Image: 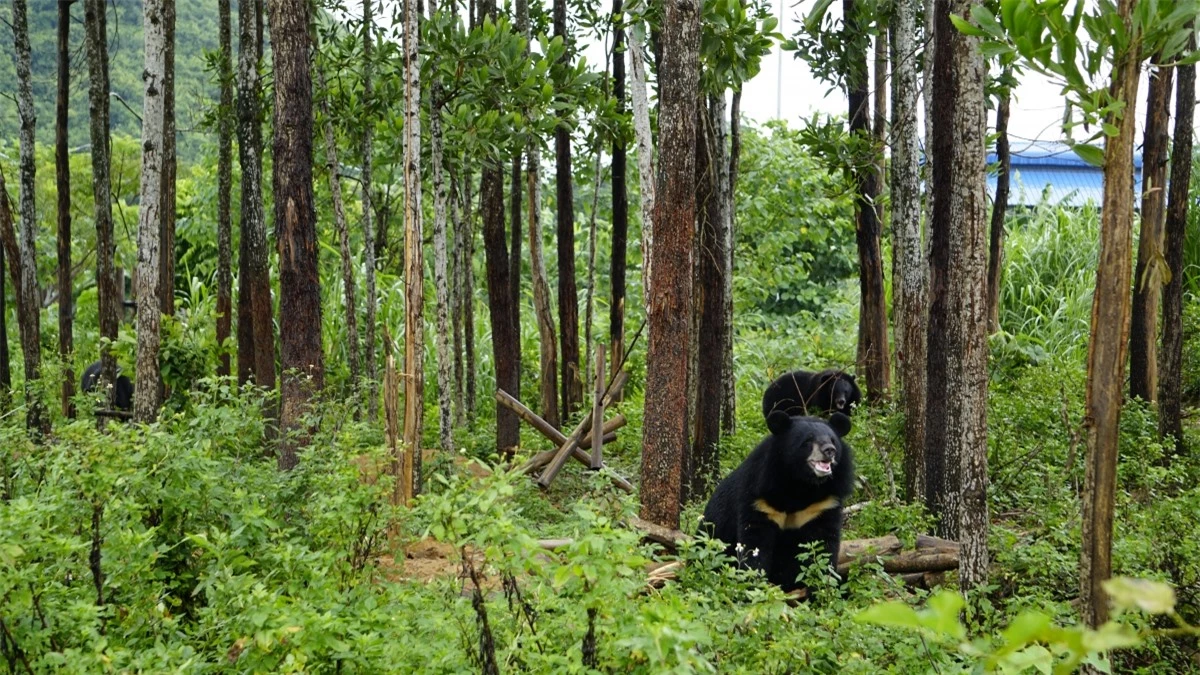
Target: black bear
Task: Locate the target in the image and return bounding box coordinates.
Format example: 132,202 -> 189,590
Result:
80,361 -> 134,411
761,369 -> 861,420
701,411 -> 854,592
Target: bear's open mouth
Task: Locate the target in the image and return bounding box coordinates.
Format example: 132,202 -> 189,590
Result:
810,459 -> 833,476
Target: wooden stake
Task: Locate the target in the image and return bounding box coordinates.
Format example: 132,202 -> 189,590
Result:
538,371 -> 628,487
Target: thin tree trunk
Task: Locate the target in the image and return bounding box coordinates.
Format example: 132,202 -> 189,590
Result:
986,84 -> 1010,334
1081,0 -> 1141,629
216,0 -> 234,378
687,96 -> 727,503
401,0 -> 425,492
237,0 -> 275,391
461,173 -> 479,421
891,0 -> 928,504
846,0 -> 891,402
555,0 -> 581,420
583,148 -> 602,385
362,0 -> 379,420
610,0 -> 629,375
85,0 -> 119,405
0,245 -> 8,398
134,0 -> 168,423
873,26 -> 887,187
627,20 -> 656,300
316,65 -> 361,391
159,0 -> 176,320
1129,61 -> 1174,403
11,0 -> 46,434
510,153 -> 523,403
451,172 -> 466,425
269,0 -> 324,470
482,159 -> 518,454
722,89 -> 740,436
1160,35 -> 1194,452
429,0 -> 455,451
640,0 -> 700,530
529,152 -> 560,429
57,0 -> 75,417
925,0 -> 988,590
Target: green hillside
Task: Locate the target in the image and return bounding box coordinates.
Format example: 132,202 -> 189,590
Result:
0,0 -> 224,161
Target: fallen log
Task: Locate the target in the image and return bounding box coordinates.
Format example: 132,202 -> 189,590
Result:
837,535 -> 903,564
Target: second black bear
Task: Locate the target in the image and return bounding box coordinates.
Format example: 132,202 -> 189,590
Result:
761,369 -> 861,420
80,361 -> 134,411
701,411 -> 855,592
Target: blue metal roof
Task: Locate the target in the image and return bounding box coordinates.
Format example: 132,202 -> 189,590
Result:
986,140 -> 1144,208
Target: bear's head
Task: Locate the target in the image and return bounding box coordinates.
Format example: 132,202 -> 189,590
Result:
766,410 -> 852,482
821,371 -> 861,415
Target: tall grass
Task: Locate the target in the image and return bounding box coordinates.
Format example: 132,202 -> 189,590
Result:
998,201 -> 1100,363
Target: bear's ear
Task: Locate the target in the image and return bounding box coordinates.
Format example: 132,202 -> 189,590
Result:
828,412 -> 851,438
766,410 -> 793,435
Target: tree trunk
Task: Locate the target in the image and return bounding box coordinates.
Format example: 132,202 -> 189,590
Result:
451,172 -> 466,425
429,0 -> 455,452
159,0 -> 177,320
986,84 -> 1011,334
873,26 -> 887,186
237,0 -> 275,392
1160,33 -> 1195,452
316,65 -> 361,392
11,0 -> 46,434
639,0 -> 700,530
845,0 -> 890,401
583,146 -> 603,385
890,0 -> 928,504
84,0 -> 119,405
1081,0 -> 1141,628
133,0 -> 168,423
362,0 -> 379,420
610,0 -> 628,379
482,161 -> 519,454
460,172 -> 479,421
216,0 -> 234,378
627,19 -> 656,300
0,244 -> 8,398
401,0 -> 425,491
269,0 -> 324,470
686,96 -> 727,503
529,153 -> 560,430
57,0 -> 75,417
722,89 -> 740,436
509,153 -> 523,404
555,0 -> 581,420
1129,61 -> 1174,403
925,0 -> 989,590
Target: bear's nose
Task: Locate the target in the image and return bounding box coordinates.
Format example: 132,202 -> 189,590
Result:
819,443 -> 837,460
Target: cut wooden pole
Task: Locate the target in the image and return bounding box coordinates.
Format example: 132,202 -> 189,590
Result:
496,388 -> 626,449
518,430 -> 620,472
591,343 -> 605,468
538,371 -> 629,487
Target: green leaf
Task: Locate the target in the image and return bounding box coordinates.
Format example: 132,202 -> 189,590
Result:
1070,142 -> 1105,167
1103,577 -> 1177,614
951,14 -> 986,36
856,601 -> 923,629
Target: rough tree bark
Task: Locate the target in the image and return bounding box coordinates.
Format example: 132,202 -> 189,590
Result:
57,0 -> 75,417
0,245 -> 8,398
401,0 -> 425,491
509,154 -> 522,402
555,0 -> 582,419
316,65 -> 361,391
451,173 -> 465,424
459,172 -> 479,422
1160,34 -> 1195,452
362,0 -> 379,419
925,0 -> 988,590
85,0 -> 119,405
237,0 -> 275,391
640,0 -> 700,530
429,0 -> 455,451
722,89 -> 741,436
0,168 -> 42,432
986,84 -> 1011,333
1080,0 -> 1141,630
627,19 -> 656,302
216,0 -> 234,377
269,0 -> 324,470
11,0 -> 47,434
891,0 -> 928,504
134,0 -> 168,423
1129,61 -> 1174,403
845,0 -> 890,401
686,95 -> 727,503
610,0 -> 629,379
159,0 -> 176,320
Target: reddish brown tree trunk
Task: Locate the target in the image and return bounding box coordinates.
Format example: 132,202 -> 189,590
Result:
640,0 -> 700,529
216,0 -> 234,377
609,0 -> 628,376
1160,34 -> 1195,452
269,0 -> 324,469
57,0 -> 75,416
986,86 -> 1010,334
1129,61 -> 1174,403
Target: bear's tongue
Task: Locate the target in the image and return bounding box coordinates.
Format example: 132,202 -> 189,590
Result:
813,460 -> 832,475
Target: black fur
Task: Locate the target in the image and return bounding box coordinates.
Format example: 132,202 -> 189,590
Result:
761,369 -> 861,419
701,412 -> 855,592
80,361 -> 134,411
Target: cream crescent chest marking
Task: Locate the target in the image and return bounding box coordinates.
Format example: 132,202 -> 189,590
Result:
753,496 -> 840,530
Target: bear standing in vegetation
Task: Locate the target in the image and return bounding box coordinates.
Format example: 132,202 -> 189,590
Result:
761,369 -> 861,419
701,411 -> 854,592
80,361 -> 134,411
